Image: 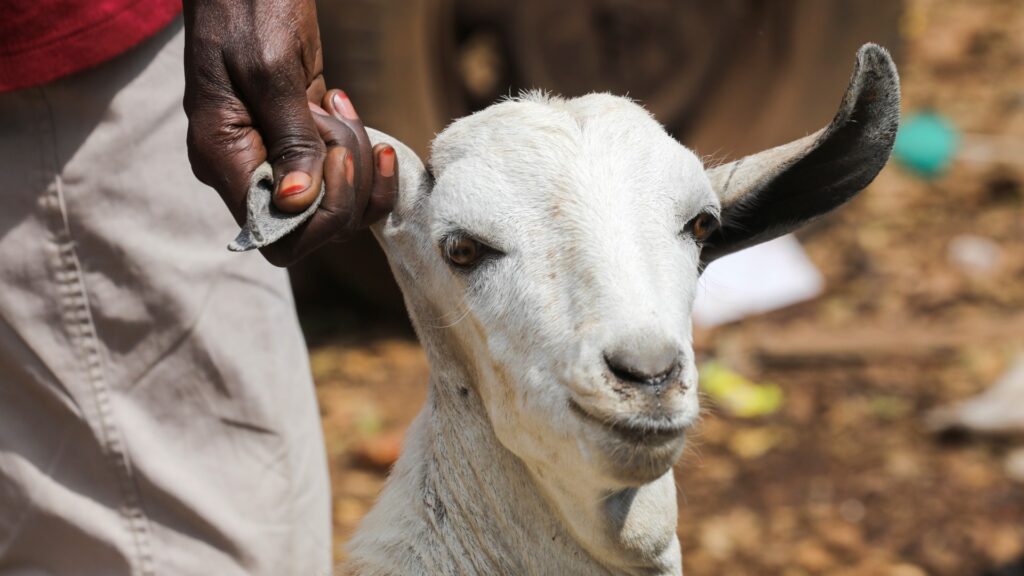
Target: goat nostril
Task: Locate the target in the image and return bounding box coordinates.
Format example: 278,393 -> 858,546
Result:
604,354 -> 680,387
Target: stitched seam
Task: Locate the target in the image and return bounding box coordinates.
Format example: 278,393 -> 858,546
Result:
39,91 -> 157,576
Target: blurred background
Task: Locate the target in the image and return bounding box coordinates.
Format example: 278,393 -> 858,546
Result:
299,0 -> 1024,573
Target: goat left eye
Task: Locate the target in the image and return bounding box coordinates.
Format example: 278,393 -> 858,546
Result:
685,212 -> 720,243
442,234 -> 496,270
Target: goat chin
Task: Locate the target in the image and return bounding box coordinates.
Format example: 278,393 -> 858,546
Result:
344,359 -> 685,576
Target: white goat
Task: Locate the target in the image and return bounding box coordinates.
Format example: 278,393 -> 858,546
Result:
335,44 -> 899,575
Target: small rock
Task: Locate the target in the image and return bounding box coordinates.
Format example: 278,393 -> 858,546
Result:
947,234 -> 1002,275
927,355 -> 1024,435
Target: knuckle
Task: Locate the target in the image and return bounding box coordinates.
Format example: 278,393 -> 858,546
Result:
257,46 -> 292,73
268,132 -> 324,163
321,123 -> 357,149
243,42 -> 299,88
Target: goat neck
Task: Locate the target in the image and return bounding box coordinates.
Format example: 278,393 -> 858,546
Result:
344,294 -> 682,576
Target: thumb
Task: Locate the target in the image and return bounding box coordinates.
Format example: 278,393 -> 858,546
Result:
245,73 -> 326,214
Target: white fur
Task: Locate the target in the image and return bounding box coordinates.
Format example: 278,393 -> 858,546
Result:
347,94 -> 706,575
342,44 -> 899,575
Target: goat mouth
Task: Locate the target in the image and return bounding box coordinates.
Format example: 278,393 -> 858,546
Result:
568,399 -> 687,445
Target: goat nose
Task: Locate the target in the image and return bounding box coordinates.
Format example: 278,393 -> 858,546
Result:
604,340 -> 682,387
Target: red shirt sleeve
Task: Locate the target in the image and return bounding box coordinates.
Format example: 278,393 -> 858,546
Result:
0,0 -> 183,93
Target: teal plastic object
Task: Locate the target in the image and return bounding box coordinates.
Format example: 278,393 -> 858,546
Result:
892,111 -> 960,178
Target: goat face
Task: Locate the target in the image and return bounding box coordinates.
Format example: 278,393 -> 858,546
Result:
370,45 -> 899,490
377,93 -> 709,486
434,93 -> 707,485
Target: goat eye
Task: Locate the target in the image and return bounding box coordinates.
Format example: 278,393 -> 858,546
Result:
443,234 -> 488,269
686,212 -> 720,243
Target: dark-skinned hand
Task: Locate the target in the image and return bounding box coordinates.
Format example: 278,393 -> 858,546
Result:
182,0 -> 395,266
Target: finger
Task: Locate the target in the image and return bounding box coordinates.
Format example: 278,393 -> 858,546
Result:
361,143 -> 398,226
322,89 -> 375,194
306,74 -> 327,107
260,102 -> 369,266
309,100 -> 329,117
322,145 -> 357,230
269,101 -> 334,213
272,166 -> 322,214
258,148 -> 351,267
232,58 -> 326,214
310,108 -> 371,227
324,88 -> 360,123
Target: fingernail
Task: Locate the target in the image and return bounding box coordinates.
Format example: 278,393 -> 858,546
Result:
308,101 -> 329,116
333,91 -> 359,120
378,147 -> 395,178
279,171 -> 311,197
344,153 -> 355,186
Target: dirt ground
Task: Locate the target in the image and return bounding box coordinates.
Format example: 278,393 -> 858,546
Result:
303,0 -> 1024,573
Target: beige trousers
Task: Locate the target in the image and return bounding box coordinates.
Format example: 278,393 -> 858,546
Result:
0,19 -> 331,576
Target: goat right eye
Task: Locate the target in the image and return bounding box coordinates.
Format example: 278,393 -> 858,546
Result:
442,233 -> 497,270
684,211 -> 721,244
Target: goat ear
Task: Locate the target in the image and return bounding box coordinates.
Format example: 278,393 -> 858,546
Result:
701,44 -> 900,264
366,128 -> 433,224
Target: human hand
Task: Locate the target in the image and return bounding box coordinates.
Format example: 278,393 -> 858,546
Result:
306,89 -> 399,242
182,0 -> 388,265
